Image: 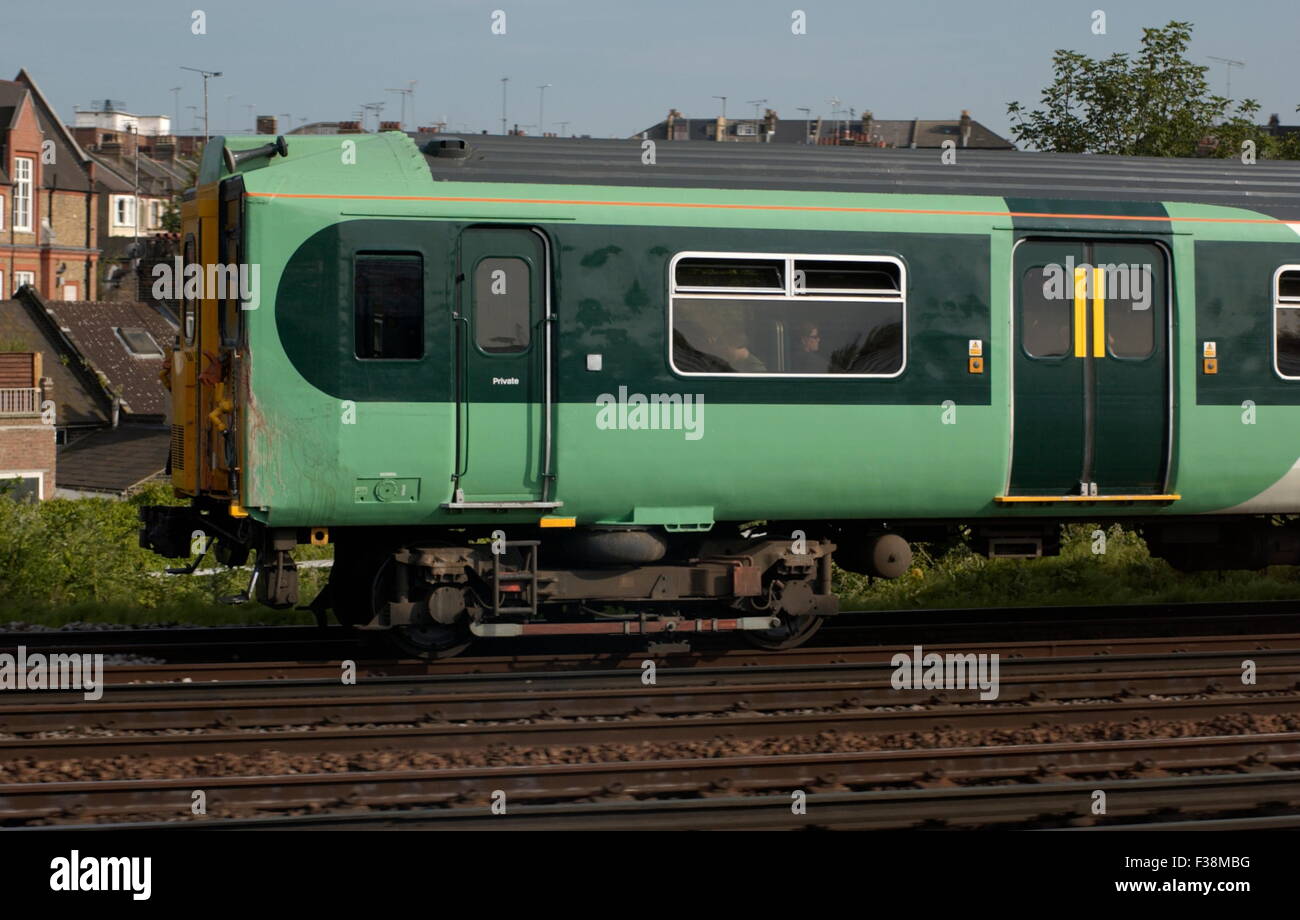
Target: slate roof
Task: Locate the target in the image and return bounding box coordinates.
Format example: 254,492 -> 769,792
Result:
9,70 -> 94,193
56,425 -> 168,494
637,115 -> 1015,149
0,299 -> 108,427
40,300 -> 176,419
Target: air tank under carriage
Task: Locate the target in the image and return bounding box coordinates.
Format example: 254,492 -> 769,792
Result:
139,132 -> 1300,656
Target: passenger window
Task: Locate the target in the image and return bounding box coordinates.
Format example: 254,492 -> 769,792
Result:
474,257 -> 531,354
670,254 -> 905,376
1276,268 -> 1300,378
1021,267 -> 1071,358
1105,269 -> 1155,359
354,254 -> 424,359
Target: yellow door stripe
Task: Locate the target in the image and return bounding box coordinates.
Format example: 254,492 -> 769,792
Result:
1092,267 -> 1105,358
1073,267 -> 1087,358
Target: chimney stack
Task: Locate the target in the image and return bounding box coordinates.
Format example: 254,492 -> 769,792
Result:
256,115 -> 278,135
959,110 -> 972,148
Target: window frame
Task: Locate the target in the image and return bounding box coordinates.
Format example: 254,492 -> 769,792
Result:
0,192 -> 5,231
667,250 -> 907,379
0,471 -> 44,501
114,326 -> 164,359
112,195 -> 136,228
12,157 -> 33,232
353,251 -> 425,362
14,271 -> 35,295
1273,264 -> 1300,380
471,254 -> 533,355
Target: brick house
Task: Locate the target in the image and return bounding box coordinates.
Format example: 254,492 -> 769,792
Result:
0,288 -> 174,498
0,350 -> 55,498
0,69 -> 100,301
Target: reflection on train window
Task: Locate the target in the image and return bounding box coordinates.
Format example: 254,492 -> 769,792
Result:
1021,267 -> 1071,358
675,258 -> 784,292
1277,307 -> 1300,378
1275,268 -> 1300,379
1279,269 -> 1300,302
355,254 -> 424,360
793,260 -> 900,294
1105,280 -> 1155,359
673,299 -> 902,375
474,257 -> 531,354
670,253 -> 906,377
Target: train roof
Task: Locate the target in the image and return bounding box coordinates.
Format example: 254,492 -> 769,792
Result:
212,133 -> 1300,223
415,134 -> 1300,221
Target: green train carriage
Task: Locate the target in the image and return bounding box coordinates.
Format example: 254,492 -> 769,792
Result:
139,132 -> 1300,655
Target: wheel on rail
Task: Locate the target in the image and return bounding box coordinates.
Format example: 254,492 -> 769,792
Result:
743,613 -> 824,651
370,556 -> 473,659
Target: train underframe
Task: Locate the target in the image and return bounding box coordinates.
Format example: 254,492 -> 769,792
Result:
139,502 -> 1300,657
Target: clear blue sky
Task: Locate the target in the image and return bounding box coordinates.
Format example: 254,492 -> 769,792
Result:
6,0 -> 1296,139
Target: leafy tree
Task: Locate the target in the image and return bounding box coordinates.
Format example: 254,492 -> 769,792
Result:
1007,21 -> 1298,160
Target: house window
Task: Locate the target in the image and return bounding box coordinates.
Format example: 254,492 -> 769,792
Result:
13,271 -> 35,296
670,253 -> 906,376
13,158 -> 32,232
354,254 -> 424,359
0,193 -> 5,230
114,326 -> 163,358
113,196 -> 136,228
1274,266 -> 1300,378
149,199 -> 164,229
0,472 -> 43,501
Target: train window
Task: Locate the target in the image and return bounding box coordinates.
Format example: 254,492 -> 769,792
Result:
1105,283 -> 1155,359
1279,269 -> 1300,302
793,260 -> 900,294
474,257 -> 531,354
354,254 -> 424,360
1276,268 -> 1300,378
675,258 -> 784,293
181,235 -> 197,344
670,253 -> 905,377
1021,267 -> 1071,358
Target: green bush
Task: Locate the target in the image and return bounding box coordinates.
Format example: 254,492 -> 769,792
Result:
838,523 -> 1300,610
0,484 -> 328,626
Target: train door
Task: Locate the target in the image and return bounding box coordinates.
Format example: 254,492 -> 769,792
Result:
446,226 -> 560,509
1008,239 -> 1171,497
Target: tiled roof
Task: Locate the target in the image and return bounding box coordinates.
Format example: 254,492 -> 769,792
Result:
56,425 -> 168,493
0,300 -> 108,427
40,300 -> 176,420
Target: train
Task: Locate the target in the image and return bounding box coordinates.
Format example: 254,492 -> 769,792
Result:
138,132 -> 1300,656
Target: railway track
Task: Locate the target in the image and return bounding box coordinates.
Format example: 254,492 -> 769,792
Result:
15,769 -> 1300,830
4,598 -> 1300,665
3,606 -> 1298,829
2,647 -> 1298,734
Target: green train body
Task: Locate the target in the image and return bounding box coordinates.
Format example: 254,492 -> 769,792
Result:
140,132 -> 1300,653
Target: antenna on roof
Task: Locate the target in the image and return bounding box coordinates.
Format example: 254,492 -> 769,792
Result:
92,99 -> 128,113
1207,56 -> 1246,100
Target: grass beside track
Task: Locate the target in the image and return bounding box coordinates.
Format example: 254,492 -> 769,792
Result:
2,489 -> 1298,628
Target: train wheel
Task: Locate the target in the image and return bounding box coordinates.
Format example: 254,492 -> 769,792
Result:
744,613 -> 824,651
371,558 -> 472,659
